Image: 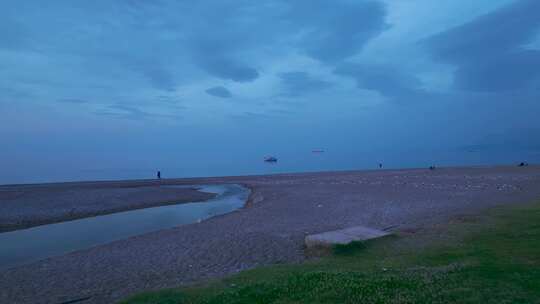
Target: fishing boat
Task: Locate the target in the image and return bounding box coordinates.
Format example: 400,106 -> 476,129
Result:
264,156 -> 278,162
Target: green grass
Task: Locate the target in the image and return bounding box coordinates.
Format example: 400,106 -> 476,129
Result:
121,202 -> 540,304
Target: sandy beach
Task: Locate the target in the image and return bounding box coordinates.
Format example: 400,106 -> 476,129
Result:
1,166 -> 540,303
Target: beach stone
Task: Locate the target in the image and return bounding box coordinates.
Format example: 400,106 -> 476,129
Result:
305,226 -> 391,248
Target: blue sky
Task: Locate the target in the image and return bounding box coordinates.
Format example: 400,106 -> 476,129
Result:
1,0 -> 539,183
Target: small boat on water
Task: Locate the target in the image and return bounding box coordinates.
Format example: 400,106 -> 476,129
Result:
264,156 -> 278,162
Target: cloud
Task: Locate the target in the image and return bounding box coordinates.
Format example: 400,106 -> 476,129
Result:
289,0 -> 389,63
205,86 -> 232,98
335,63 -> 424,99
156,95 -> 181,104
185,0 -> 388,81
94,104 -> 152,120
133,64 -> 177,92
196,56 -> 259,83
229,111 -> 272,121
278,72 -> 333,97
57,98 -> 89,104
0,0 -> 389,111
425,0 -> 540,92
94,104 -> 180,121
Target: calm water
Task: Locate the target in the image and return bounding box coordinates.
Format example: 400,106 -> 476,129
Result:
2,148 -> 537,185
0,184 -> 249,270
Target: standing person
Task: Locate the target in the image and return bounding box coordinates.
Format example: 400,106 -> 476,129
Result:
157,171 -> 161,179
379,163 -> 383,169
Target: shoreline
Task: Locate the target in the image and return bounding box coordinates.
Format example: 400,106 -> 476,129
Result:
0,163 -> 529,188
0,184 -> 216,233
0,184 -> 250,270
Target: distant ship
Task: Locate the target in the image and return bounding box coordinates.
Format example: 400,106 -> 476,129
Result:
312,149 -> 324,153
264,156 -> 278,162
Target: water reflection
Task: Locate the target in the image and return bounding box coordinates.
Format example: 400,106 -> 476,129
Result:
0,184 -> 249,270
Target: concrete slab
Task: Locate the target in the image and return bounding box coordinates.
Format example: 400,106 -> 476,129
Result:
305,226 -> 391,248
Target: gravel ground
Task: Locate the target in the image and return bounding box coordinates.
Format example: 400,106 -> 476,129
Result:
1,166 -> 540,304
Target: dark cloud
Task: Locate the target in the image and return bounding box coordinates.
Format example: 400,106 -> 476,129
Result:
186,0 -> 387,81
335,63 -> 424,99
289,0 -> 389,63
278,72 -> 333,97
183,3 -> 268,83
425,0 -> 540,92
0,0 -> 388,101
452,50 -> 540,92
205,86 -> 232,98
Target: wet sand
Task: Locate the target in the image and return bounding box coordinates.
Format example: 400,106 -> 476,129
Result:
1,166 -> 540,303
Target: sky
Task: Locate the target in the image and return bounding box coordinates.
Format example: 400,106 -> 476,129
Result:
1,0 -> 540,184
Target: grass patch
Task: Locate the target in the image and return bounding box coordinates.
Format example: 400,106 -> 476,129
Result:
121,202 -> 540,304
333,241 -> 366,256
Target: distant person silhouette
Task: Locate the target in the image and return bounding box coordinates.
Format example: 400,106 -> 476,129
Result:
157,171 -> 161,179
379,163 -> 383,169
